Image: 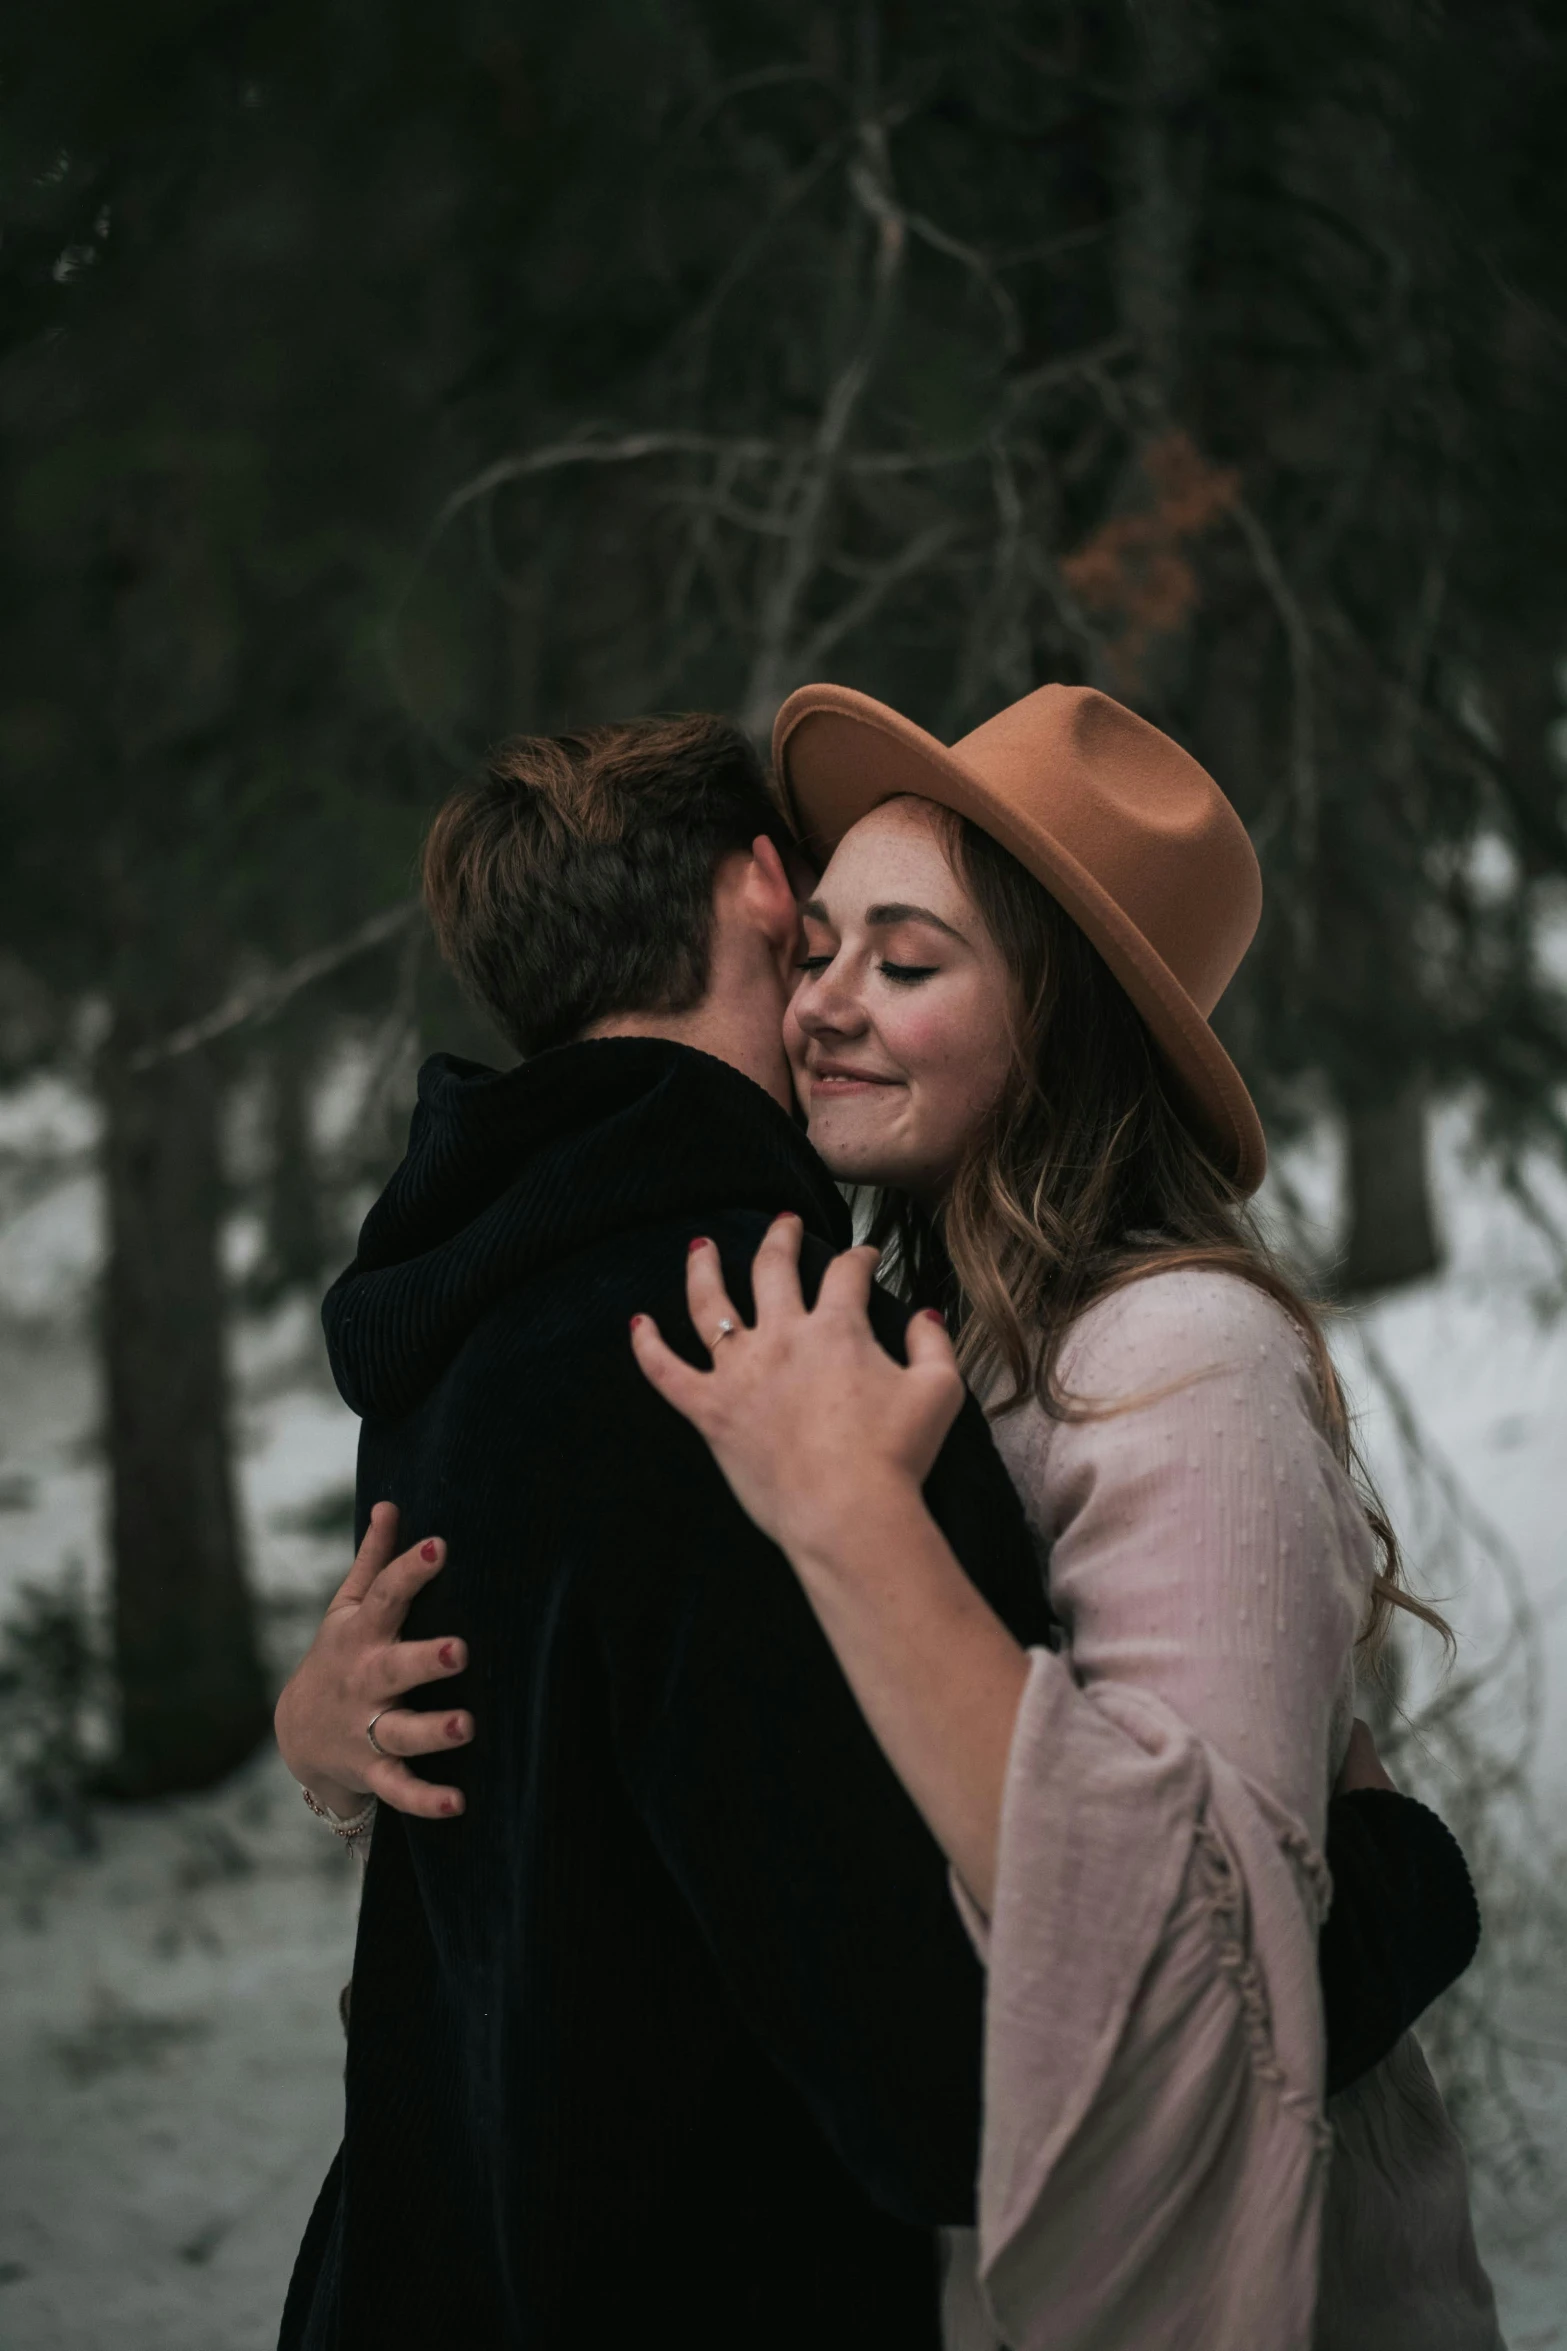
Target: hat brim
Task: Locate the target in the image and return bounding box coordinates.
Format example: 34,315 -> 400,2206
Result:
773,683 -> 1267,1195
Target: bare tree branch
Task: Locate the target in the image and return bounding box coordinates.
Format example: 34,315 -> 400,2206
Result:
129,904 -> 418,1072
902,208 -> 1022,356
670,62 -> 842,150
358,913 -> 426,1140
739,121 -> 910,733
842,334 -> 1136,479
993,220 -> 1116,270
796,519 -> 958,670
669,135 -> 849,354
658,485 -> 800,538
429,430 -> 783,547
1356,1325 -> 1544,1766
1382,475 -> 1459,792
1230,496 -> 1319,947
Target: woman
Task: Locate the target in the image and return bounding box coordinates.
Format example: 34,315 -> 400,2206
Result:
627,683 -> 1499,2350
280,683 -> 1498,2347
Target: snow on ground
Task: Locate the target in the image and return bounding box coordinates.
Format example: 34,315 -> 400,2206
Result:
0,1084 -> 1563,2347
0,1755 -> 360,2350
1262,1112 -> 1567,1793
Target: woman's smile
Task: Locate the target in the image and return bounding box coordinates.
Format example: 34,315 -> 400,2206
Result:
805,1059 -> 905,1095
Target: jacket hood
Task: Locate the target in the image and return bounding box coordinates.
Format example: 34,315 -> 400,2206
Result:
323,1038 -> 850,1422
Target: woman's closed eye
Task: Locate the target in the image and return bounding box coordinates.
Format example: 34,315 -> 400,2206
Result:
795,955 -> 939,985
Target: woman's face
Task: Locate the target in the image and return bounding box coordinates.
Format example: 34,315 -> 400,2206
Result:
784,797 -> 1016,1203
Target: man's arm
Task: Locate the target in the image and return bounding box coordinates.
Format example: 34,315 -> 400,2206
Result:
1320,1788 -> 1481,2096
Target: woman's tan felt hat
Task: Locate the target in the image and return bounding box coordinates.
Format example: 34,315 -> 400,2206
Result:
771,680 -> 1267,1194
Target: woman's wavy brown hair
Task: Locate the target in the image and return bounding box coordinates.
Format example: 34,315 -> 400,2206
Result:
868,806 -> 1448,1661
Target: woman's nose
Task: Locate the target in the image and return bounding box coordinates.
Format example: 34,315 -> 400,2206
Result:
795,965 -> 869,1039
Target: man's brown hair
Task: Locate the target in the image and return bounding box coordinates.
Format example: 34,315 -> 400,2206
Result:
422,713 -> 795,1057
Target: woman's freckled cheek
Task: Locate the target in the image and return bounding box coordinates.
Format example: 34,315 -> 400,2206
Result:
891,994 -> 991,1083
905,1029 -> 968,1090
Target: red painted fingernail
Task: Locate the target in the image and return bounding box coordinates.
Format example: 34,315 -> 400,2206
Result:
439,1642 -> 458,1668
440,1795 -> 458,1816
629,1314 -> 646,1331
420,1540 -> 439,1563
688,1236 -> 711,1254
445,1715 -> 464,1739
922,1308 -> 946,1324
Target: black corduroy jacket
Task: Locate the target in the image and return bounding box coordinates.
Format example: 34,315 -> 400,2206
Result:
282,1039 -> 1054,2351
281,1038 -> 1477,2351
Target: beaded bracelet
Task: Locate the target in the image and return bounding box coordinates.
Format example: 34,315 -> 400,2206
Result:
300,1784 -> 377,1842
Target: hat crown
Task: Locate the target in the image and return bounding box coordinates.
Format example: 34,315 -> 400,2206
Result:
950,684 -> 1260,1017
772,676 -> 1268,1189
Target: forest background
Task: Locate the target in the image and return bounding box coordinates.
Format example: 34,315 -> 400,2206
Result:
1,0 -> 1566,2340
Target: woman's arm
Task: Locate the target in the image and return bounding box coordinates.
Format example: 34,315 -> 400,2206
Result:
630,1216 -> 1027,1911
787,1477 -> 1028,1915
274,1503 -> 474,1820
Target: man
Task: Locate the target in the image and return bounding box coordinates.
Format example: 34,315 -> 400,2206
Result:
279,711 -> 1477,2349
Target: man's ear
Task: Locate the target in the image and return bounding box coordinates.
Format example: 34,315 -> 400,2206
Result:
743,834 -> 804,953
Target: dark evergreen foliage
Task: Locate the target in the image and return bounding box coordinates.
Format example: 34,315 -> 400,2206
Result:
2,0 -> 1565,1786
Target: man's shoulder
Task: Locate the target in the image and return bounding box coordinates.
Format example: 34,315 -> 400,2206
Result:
467,1204 -> 776,1341
440,1203 -> 787,1461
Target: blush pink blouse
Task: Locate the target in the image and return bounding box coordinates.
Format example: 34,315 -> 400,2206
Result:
942,1269 -> 1501,2351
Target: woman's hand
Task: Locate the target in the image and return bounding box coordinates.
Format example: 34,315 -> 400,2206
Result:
273,1502 -> 473,1820
628,1213 -> 965,1562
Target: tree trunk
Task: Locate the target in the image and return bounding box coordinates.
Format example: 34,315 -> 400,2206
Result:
1100,0 -> 1216,712
98,1028 -> 269,1796
1339,1085 -> 1441,1295
1114,0 -> 1213,417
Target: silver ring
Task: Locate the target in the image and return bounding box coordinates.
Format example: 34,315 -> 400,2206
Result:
710,1318 -> 738,1350
366,1710 -> 391,1759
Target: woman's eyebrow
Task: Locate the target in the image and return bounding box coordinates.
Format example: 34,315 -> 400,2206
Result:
864,901 -> 967,942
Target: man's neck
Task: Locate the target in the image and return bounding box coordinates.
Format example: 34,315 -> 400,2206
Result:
580,1001 -> 795,1115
